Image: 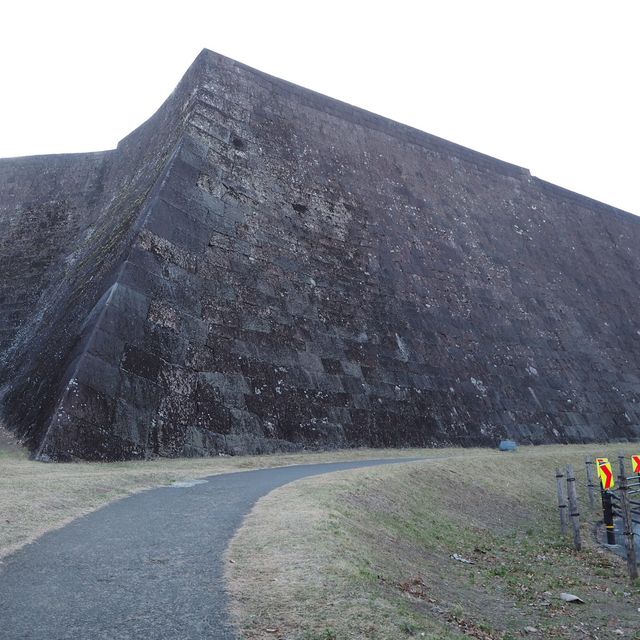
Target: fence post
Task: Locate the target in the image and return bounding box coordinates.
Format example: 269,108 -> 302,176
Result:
556,467 -> 568,536
617,455 -> 638,579
566,464 -> 582,550
585,457 -> 596,509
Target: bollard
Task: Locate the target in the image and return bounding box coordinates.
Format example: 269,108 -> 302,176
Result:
585,457 -> 596,509
602,490 -> 616,544
618,456 -> 638,579
566,464 -> 582,550
556,467 -> 568,536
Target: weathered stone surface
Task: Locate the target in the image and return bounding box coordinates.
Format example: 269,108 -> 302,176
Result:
1,49 -> 640,460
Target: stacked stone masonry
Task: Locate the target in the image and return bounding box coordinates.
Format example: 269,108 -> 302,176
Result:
1,50 -> 639,460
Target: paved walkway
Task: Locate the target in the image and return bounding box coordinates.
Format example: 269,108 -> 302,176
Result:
0,458 -> 421,639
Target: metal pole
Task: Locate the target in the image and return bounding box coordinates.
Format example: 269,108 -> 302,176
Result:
585,457 -> 596,509
618,456 -> 638,579
566,464 -> 582,550
556,467 -> 568,536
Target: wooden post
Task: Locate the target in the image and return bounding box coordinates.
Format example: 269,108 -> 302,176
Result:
618,453 -> 626,481
556,467 -> 568,536
585,457 -> 596,509
618,456 -> 638,579
566,464 -> 582,550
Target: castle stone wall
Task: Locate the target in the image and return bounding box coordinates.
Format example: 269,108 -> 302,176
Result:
2,50 -> 640,460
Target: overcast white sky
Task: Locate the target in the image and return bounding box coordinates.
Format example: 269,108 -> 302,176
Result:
1,1 -> 638,214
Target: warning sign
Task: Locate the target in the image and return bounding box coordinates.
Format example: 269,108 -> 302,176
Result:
597,458 -> 615,491
632,455 -> 640,474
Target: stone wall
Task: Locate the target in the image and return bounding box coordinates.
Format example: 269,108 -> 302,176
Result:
2,50 -> 640,460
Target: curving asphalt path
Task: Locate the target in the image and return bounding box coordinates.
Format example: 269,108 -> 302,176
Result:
0,457 -> 422,640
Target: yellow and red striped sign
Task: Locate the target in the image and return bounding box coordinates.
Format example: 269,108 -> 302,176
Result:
632,455 -> 640,474
597,458 -> 615,490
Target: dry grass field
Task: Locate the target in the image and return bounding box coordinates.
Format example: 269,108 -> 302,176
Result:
227,444 -> 640,640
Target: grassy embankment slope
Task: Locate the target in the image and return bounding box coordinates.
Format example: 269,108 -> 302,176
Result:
227,444 -> 640,640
